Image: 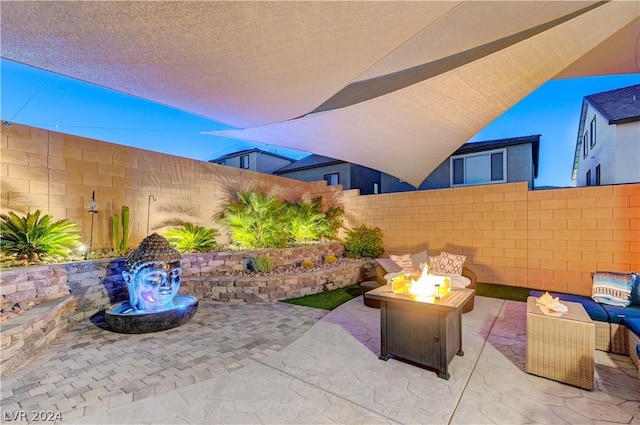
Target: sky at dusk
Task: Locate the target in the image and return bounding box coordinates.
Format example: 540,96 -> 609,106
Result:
2,59 -> 639,188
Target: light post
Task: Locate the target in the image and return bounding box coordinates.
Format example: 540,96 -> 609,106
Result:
87,191 -> 98,259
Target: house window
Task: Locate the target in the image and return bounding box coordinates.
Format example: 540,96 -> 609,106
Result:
586,170 -> 592,186
373,182 -> 380,194
218,160 -> 226,166
324,173 -> 339,186
582,132 -> 588,158
240,155 -> 249,169
451,149 -> 506,186
595,164 -> 601,185
590,117 -> 596,148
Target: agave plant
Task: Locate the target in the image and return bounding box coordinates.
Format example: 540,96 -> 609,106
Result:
0,210 -> 82,263
219,192 -> 288,249
164,223 -> 219,253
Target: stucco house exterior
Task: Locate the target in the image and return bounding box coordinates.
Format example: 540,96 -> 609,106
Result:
572,84 -> 640,186
273,154 -> 382,195
210,148 -> 295,174
382,135 -> 540,193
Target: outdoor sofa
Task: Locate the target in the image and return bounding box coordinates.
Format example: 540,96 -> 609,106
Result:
373,250 -> 477,313
529,271 -> 640,363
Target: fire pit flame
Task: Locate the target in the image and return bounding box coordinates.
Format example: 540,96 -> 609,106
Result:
407,267 -> 451,299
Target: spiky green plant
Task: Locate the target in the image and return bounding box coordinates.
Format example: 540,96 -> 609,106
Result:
300,259 -> 315,268
343,225 -> 384,259
321,205 -> 344,240
284,198 -> 327,244
219,192 -> 288,249
112,205 -> 130,255
165,223 -> 219,253
0,210 -> 82,263
250,255 -> 274,273
324,255 -> 338,264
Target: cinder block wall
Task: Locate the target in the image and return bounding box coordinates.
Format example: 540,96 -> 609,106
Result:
1,124 -> 342,250
2,124 -> 638,295
340,182 -> 639,295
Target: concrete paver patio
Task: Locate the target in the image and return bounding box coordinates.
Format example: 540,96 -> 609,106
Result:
1,295 -> 638,424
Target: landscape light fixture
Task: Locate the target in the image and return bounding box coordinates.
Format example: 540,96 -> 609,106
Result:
87,191 -> 98,258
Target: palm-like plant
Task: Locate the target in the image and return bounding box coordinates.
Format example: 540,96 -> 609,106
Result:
164,223 -> 219,253
285,198 -> 327,245
0,210 -> 82,263
310,197 -> 344,241
219,192 -> 288,249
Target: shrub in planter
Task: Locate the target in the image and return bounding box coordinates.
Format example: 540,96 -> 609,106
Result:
0,210 -> 82,263
219,192 -> 288,249
219,193 -> 344,249
300,259 -> 315,268
323,255 -> 338,264
165,223 -> 219,253
250,255 -> 274,273
284,198 -> 327,245
284,197 -> 344,244
343,225 -> 384,259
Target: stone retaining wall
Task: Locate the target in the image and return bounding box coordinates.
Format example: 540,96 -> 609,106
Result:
1,243 -> 346,315
1,296 -> 77,377
182,260 -> 375,303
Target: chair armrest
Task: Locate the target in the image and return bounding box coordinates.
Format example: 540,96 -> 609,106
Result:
375,258 -> 402,275
375,258 -> 402,285
462,266 -> 477,289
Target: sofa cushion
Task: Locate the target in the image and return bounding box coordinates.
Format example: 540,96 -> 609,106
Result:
432,272 -> 471,288
529,290 -> 608,322
411,250 -> 428,270
390,254 -> 414,271
600,304 -> 640,324
591,271 -> 635,307
428,255 -> 443,273
625,318 -> 640,337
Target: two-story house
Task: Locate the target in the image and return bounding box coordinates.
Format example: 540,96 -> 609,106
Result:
572,84 -> 640,186
218,135 -> 539,194
382,135 -> 540,193
210,148 -> 295,174
273,154 -> 382,195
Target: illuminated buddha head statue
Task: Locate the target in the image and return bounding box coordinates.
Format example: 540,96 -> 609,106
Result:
122,233 -> 182,312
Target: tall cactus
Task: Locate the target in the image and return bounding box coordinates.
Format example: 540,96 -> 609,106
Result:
113,205 -> 130,254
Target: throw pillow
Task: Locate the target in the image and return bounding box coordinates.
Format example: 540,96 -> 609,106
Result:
428,254 -> 443,273
390,254 -> 414,271
438,251 -> 466,274
411,250 -> 428,270
591,271 -> 634,307
631,273 -> 640,305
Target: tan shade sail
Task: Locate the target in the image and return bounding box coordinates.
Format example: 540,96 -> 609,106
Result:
2,1 -> 639,187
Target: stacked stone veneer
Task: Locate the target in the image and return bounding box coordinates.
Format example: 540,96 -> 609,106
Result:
0,243 -> 375,377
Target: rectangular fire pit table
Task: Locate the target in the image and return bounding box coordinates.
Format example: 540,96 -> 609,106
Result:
526,296 -> 595,390
365,286 -> 475,380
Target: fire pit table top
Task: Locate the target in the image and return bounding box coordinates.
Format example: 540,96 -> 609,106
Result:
366,285 -> 474,311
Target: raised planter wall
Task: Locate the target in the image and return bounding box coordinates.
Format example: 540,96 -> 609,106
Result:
0,243 -> 374,378
182,261 -> 374,303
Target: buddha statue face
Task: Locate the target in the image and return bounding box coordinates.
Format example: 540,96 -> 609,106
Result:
122,233 -> 182,312
124,261 -> 181,311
